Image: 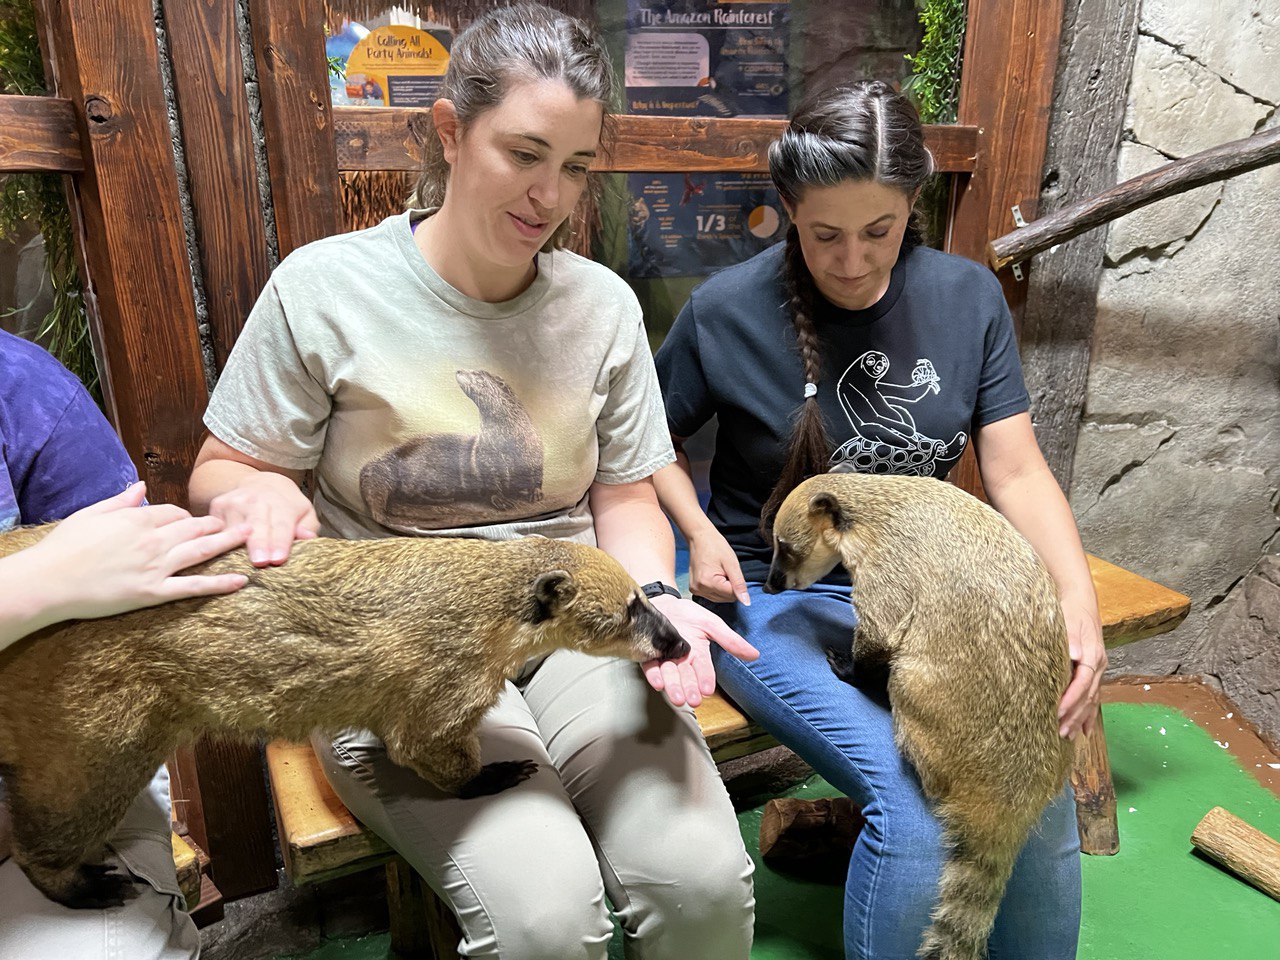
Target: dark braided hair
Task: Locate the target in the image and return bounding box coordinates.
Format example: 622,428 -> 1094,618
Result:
758,80 -> 936,532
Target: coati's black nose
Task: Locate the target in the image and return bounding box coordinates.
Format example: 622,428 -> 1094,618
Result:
634,600 -> 690,660
763,563 -> 785,594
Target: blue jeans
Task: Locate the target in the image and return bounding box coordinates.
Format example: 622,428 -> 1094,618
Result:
708,582 -> 1081,960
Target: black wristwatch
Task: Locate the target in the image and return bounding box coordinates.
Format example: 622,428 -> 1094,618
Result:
640,581 -> 683,601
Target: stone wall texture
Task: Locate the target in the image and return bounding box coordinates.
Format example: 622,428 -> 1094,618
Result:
1068,0 -> 1279,738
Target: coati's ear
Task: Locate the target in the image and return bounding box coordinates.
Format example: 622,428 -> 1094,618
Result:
526,570 -> 579,623
808,491 -> 849,531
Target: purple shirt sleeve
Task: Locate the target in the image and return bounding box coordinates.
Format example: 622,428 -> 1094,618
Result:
0,329 -> 138,528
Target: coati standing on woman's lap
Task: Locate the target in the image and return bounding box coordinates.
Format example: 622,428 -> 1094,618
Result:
765,472 -> 1074,960
0,527 -> 688,911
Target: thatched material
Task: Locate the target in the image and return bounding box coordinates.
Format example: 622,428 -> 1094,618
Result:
340,171 -> 414,231
339,169 -> 598,259
325,0 -> 597,31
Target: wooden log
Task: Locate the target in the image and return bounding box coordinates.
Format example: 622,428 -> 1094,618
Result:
944,0 -> 1067,501
1191,806 -> 1280,902
989,125 -> 1280,271
759,797 -> 865,882
332,109 -> 980,175
1070,711 -> 1119,856
0,95 -> 83,172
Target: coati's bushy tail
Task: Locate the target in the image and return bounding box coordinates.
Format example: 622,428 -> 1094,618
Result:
916,807 -> 1034,960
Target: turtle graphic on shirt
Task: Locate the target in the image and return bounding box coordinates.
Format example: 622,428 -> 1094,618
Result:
829,350 -> 966,476
360,369 -> 545,529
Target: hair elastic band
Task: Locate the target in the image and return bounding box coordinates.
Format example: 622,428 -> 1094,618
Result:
804,382 -> 818,399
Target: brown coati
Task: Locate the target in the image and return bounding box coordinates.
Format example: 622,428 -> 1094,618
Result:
0,526 -> 687,911
764,473 -> 1073,960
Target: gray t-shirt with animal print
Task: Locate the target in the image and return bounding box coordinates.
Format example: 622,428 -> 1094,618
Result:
205,210 -> 675,545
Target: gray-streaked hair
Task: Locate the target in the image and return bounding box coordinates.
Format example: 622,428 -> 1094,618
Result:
408,3 -> 616,249
768,80 -> 935,253
758,81 -> 936,533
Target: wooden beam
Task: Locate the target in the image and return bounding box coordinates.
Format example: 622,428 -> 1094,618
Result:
1013,0 -> 1139,491
989,125 -> 1280,270
162,0 -> 272,370
333,109 -> 980,175
34,0 -> 209,508
944,0 -> 1068,500
248,0 -> 343,257
0,95 -> 83,172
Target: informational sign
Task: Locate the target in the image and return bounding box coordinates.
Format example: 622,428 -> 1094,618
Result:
627,172 -> 783,278
625,1 -> 790,277
625,0 -> 790,117
327,23 -> 451,108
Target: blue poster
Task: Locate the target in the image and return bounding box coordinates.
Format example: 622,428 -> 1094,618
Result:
627,171 -> 786,278
625,0 -> 790,278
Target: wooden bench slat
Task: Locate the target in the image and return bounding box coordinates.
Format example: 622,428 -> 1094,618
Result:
1088,554 -> 1190,647
171,831 -> 202,911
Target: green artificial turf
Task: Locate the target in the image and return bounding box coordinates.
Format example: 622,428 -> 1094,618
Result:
282,702 -> 1280,959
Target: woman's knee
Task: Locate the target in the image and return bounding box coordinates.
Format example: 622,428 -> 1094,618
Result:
485,893 -> 613,960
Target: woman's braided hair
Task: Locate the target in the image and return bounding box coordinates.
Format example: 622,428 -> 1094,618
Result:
758,80 -> 936,532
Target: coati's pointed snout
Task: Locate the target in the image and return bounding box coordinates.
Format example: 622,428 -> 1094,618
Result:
629,597 -> 690,661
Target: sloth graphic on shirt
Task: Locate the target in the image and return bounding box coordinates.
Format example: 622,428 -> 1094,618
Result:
829,350 -> 967,476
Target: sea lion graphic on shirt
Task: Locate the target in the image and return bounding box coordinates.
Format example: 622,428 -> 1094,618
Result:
829,350 -> 966,476
360,369 -> 545,529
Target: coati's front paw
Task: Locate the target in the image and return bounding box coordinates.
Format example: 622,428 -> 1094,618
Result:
825,646 -> 857,685
48,862 -> 137,910
457,759 -> 539,799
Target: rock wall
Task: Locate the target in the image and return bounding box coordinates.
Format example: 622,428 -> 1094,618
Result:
1067,0 -> 1279,737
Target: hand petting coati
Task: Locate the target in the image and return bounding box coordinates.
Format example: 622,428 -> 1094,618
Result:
765,473 -> 1074,960
0,526 -> 688,911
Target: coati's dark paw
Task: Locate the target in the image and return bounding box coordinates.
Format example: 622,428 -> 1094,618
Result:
62,862 -> 138,909
457,759 -> 539,798
825,646 -> 857,684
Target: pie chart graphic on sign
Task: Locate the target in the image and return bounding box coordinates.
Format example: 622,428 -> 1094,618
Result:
748,204 -> 781,239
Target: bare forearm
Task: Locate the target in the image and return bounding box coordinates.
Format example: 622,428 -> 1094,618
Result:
653,456 -> 717,541
0,555 -> 63,651
986,467 -> 1097,611
590,479 -> 677,587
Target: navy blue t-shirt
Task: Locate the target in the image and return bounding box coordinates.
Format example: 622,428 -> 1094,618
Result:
655,241 -> 1029,583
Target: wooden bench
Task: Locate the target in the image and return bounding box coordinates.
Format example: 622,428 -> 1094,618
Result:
266,554 -> 1189,958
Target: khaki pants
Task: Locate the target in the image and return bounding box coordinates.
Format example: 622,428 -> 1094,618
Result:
0,766 -> 200,960
314,650 -> 755,960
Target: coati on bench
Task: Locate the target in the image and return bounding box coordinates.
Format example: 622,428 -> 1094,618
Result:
0,527 -> 687,910
765,473 -> 1074,960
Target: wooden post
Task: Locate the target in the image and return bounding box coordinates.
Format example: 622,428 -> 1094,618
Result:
33,0 -> 210,507
1191,806 -> 1280,902
161,0 -> 273,368
945,0 -> 1068,500
386,858 -> 462,960
247,0 -> 344,256
1070,712 -> 1119,855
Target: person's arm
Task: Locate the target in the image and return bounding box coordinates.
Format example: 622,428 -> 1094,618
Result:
973,413 -> 1106,739
652,447 -> 749,605
0,482 -> 251,652
189,436 -> 318,567
590,477 -> 758,709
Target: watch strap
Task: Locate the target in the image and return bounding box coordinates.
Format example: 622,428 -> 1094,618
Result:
640,581 -> 682,600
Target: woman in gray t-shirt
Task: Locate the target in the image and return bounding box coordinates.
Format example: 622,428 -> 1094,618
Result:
189,7 -> 757,959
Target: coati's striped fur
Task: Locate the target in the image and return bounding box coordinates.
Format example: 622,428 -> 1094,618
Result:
766,473 -> 1073,960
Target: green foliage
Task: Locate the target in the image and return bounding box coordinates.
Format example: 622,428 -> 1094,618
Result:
904,0 -> 966,125
0,1 -> 99,400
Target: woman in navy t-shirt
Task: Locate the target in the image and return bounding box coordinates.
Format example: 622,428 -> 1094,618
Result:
655,81 -> 1101,959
